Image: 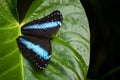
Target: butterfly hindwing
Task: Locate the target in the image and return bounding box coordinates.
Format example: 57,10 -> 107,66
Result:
16,36 -> 51,70
21,10 -> 63,38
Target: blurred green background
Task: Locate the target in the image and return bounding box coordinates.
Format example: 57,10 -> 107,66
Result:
80,0 -> 120,80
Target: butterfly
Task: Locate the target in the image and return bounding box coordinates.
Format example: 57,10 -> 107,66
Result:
16,10 -> 63,70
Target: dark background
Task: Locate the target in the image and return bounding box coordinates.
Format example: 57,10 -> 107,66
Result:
80,0 -> 120,80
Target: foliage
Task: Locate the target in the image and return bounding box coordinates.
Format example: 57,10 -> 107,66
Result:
0,0 -> 90,80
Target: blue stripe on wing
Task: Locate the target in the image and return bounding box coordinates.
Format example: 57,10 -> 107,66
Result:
23,21 -> 61,29
19,37 -> 50,60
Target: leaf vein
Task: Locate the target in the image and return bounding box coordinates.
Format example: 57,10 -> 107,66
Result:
0,26 -> 18,30
58,31 -> 89,42
0,48 -> 18,61
0,63 -> 20,77
0,37 -> 17,45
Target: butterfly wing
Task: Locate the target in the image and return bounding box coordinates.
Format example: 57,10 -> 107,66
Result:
21,10 -> 63,38
16,36 -> 51,70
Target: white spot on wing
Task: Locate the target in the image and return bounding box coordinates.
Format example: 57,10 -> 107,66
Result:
37,65 -> 40,68
45,64 -> 47,66
56,12 -> 60,15
36,63 -> 38,65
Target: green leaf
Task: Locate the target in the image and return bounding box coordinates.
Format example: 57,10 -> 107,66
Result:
0,0 -> 23,80
0,0 -> 90,80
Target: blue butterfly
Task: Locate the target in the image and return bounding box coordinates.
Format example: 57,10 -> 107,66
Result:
16,10 -> 63,70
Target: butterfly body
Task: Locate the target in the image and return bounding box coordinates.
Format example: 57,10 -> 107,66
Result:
16,10 -> 63,70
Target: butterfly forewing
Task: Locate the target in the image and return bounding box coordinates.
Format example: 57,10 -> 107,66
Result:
22,10 -> 63,38
17,36 -> 51,70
